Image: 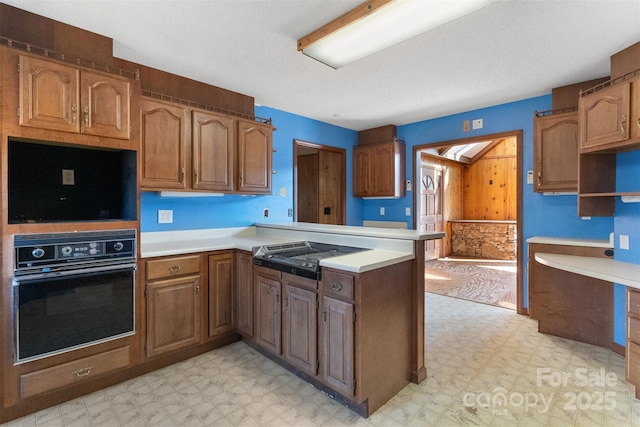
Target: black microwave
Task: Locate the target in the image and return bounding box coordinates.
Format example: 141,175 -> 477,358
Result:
7,138 -> 137,224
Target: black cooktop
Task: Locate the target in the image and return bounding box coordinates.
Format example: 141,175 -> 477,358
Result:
252,241 -> 368,280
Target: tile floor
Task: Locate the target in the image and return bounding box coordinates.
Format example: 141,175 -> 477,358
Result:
4,293 -> 640,426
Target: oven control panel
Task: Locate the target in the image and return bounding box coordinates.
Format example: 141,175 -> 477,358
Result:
14,229 -> 136,270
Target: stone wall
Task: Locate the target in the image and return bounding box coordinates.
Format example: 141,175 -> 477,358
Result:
450,221 -> 517,260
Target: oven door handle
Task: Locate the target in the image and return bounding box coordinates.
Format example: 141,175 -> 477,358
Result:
13,262 -> 137,285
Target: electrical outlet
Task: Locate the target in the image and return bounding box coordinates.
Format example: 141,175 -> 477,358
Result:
287,208 -> 293,217
158,210 -> 173,224
62,169 -> 75,185
263,208 -> 269,218
405,207 -> 411,216
379,207 -> 385,215
472,118 -> 483,129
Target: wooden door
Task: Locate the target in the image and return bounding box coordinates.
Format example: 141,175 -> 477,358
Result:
421,166 -> 442,260
579,81 -> 631,150
352,146 -> 370,196
237,120 -> 272,194
192,111 -> 235,192
533,112 -> 578,192
146,276 -> 200,357
321,296 -> 355,397
208,253 -> 235,337
236,251 -> 254,337
297,153 -> 319,223
19,54 -> 80,133
80,70 -> 131,140
318,150 -> 345,224
283,283 -> 318,375
255,272 -> 281,354
140,98 -> 189,189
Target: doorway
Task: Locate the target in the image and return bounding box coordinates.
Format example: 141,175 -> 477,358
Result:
413,130 -> 524,314
294,139 -> 346,225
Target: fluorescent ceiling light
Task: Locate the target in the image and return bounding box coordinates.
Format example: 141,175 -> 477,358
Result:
297,0 -> 497,69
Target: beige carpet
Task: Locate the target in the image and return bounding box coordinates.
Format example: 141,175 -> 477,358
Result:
424,257 -> 517,310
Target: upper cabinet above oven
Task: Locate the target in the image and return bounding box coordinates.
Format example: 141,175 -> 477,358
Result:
18,54 -> 132,140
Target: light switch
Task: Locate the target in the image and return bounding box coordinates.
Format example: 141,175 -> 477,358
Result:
620,235 -> 630,250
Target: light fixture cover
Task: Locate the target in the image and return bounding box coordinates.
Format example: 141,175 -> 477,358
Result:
298,0 -> 498,69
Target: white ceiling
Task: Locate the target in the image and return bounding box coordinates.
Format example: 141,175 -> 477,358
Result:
5,0 -> 640,131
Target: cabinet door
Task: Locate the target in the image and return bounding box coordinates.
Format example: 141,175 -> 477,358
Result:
140,98 -> 189,189
352,146 -> 371,196
321,296 -> 355,397
283,283 -> 318,376
372,143 -> 395,196
579,81 -> 631,150
208,253 -> 236,337
236,251 -> 254,337
19,55 -> 80,133
192,111 -> 235,192
80,70 -> 131,140
255,272 -> 281,354
237,120 -> 272,194
533,112 -> 578,192
146,276 -> 200,357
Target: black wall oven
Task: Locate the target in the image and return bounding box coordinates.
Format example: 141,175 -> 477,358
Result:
13,230 -> 136,364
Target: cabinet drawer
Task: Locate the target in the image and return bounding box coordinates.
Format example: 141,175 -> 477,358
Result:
629,290 -> 640,317
628,342 -> 640,386
147,255 -> 200,281
21,346 -> 130,399
322,270 -> 354,300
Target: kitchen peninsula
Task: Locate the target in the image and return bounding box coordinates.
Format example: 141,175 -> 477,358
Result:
141,222 -> 445,416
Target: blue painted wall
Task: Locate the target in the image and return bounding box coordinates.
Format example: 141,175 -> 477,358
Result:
140,106 -> 360,231
613,150 -> 640,345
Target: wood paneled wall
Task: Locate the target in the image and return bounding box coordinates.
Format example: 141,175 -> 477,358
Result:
463,137 -> 517,220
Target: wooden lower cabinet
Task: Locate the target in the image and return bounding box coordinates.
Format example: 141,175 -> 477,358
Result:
528,243 -> 613,348
208,252 -> 236,337
255,266 -> 282,354
145,255 -> 201,357
321,295 -> 354,396
283,274 -> 318,376
236,251 -> 254,337
627,289 -> 640,398
250,261 -> 412,417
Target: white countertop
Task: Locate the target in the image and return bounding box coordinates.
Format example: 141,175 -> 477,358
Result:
140,224 -> 434,273
535,253 -> 640,289
526,234 -> 613,248
254,222 -> 446,241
